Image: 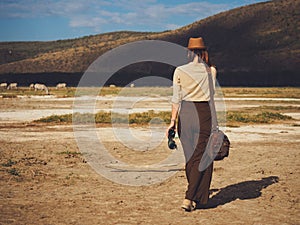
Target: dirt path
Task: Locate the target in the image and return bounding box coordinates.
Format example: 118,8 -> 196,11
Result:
0,95 -> 299,225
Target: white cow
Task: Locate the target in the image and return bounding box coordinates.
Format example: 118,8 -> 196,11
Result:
56,83 -> 67,89
29,83 -> 35,89
7,83 -> 18,90
0,83 -> 7,89
34,83 -> 49,94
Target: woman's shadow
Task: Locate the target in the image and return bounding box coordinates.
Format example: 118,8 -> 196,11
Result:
198,176 -> 279,209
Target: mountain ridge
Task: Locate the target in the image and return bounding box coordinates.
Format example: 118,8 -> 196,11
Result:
0,0 -> 299,86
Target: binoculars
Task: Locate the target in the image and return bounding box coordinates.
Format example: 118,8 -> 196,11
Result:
168,127 -> 177,150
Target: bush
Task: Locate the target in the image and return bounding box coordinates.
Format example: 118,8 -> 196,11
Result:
35,110 -> 172,124
37,114 -> 72,123
36,110 -> 293,125
227,111 -> 293,123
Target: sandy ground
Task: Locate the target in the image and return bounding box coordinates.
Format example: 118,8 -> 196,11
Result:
0,94 -> 299,225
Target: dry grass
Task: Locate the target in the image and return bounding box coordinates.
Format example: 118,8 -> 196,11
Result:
222,87 -> 300,98
1,87 -> 299,98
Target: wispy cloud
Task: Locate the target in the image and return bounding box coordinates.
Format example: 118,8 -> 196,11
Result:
0,0 -> 109,18
0,0 -> 261,33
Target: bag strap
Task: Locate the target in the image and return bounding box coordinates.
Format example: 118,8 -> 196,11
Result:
207,67 -> 219,131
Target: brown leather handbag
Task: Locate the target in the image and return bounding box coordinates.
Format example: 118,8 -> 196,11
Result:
199,66 -> 230,171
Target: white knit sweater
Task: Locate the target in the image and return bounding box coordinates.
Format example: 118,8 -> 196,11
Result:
171,61 -> 217,104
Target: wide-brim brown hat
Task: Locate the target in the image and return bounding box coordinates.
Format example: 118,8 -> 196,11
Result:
188,37 -> 206,50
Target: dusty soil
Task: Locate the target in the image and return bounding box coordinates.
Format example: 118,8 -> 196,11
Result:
0,93 -> 299,225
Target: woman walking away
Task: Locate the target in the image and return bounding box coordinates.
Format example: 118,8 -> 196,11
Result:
166,37 -> 217,212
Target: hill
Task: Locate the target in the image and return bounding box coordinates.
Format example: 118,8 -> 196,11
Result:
0,0 -> 299,86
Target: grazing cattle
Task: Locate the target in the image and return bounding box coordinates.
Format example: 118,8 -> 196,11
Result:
56,83 -> 67,89
34,83 -> 49,94
130,83 -> 135,88
0,83 -> 8,89
7,83 -> 18,90
29,83 -> 35,89
109,84 -> 116,88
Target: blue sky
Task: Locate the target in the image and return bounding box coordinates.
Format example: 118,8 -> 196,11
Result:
0,0 -> 267,42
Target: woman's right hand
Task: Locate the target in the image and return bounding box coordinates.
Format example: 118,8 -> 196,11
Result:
166,120 -> 176,137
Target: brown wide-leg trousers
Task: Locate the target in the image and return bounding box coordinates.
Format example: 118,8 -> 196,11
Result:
178,101 -> 213,204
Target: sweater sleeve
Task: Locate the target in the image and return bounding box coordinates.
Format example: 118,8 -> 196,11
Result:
171,68 -> 181,104
211,66 -> 217,88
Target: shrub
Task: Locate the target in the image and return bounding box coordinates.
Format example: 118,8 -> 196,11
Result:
37,114 -> 72,123
35,110 -> 172,124
36,110 -> 294,125
227,111 -> 293,123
